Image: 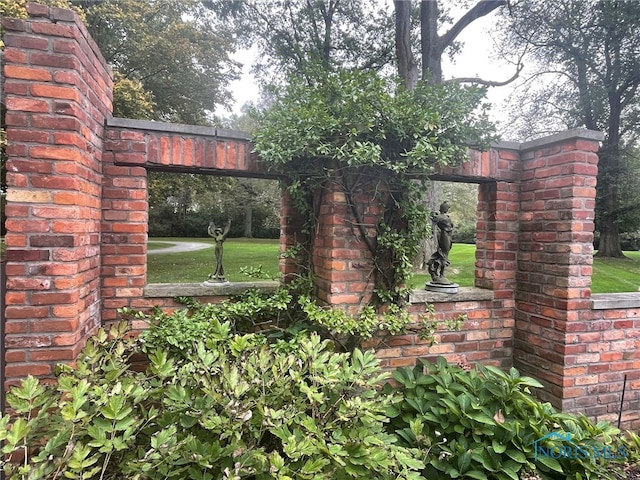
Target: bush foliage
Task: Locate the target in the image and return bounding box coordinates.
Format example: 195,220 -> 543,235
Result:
252,69 -> 496,320
0,323 -> 424,479
386,358 -> 628,480
0,306 -> 634,479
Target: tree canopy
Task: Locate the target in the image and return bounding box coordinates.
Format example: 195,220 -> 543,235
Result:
502,0 -> 640,256
211,0 -> 395,85
75,0 -> 239,125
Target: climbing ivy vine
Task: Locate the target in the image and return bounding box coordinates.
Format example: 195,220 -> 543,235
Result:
253,69 -> 495,340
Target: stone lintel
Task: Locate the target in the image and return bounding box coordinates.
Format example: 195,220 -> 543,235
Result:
105,117 -> 250,140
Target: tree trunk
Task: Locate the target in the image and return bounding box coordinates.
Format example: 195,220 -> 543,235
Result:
394,0 -> 418,89
597,222 -> 624,257
420,0 -> 442,83
595,144 -> 624,257
421,0 -> 506,84
244,205 -> 253,238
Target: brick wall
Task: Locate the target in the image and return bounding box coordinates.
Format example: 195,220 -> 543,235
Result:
3,4 -> 640,429
513,133 -> 601,403
2,3 -> 111,380
585,299 -> 640,427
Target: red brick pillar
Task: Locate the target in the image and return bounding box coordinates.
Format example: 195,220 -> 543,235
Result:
311,183 -> 378,312
100,129 -> 148,323
475,180 -> 520,298
2,5 -> 112,381
279,188 -> 308,283
278,177 -> 378,314
513,130 -> 602,408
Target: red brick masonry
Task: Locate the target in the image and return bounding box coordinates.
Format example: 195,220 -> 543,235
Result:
2,3 -> 640,429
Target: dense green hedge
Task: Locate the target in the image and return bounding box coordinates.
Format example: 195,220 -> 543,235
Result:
0,323 -> 424,479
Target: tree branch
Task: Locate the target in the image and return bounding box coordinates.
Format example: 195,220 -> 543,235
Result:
446,62 -> 524,87
440,0 -> 506,49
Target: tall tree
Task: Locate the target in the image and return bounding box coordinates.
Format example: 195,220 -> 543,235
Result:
394,0 -> 509,86
211,0 -> 395,84
75,0 -> 239,125
392,0 -> 508,268
503,0 -> 640,257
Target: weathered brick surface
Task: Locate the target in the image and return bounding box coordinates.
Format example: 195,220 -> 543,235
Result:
3,4 -> 111,383
103,119 -> 272,177
510,133 -> 640,428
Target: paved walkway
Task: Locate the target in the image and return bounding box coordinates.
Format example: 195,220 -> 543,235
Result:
147,241 -> 211,255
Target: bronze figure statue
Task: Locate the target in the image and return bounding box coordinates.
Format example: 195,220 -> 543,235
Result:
207,218 -> 232,282
427,201 -> 454,285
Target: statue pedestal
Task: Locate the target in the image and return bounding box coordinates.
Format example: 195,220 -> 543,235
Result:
202,279 -> 230,287
425,282 -> 459,294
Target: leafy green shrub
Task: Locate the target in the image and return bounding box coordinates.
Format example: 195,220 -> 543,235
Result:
0,323 -> 425,479
620,231 -> 640,251
386,358 -> 626,480
130,287 -> 296,354
452,224 -> 476,244
125,284 -> 459,355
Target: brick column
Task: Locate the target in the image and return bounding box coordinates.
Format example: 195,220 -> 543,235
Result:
2,5 -> 112,381
513,130 -> 603,408
311,183 -> 378,312
279,188 -> 307,283
475,180 -> 520,298
100,128 -> 148,323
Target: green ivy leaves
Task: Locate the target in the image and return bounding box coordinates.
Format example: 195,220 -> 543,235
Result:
253,70 -> 495,172
252,68 -> 496,328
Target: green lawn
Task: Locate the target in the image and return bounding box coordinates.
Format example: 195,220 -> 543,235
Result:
147,238 -> 640,293
592,250 -> 640,293
408,244 -> 477,289
147,237 -> 280,283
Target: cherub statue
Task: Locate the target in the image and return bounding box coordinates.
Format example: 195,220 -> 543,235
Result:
207,218 -> 232,282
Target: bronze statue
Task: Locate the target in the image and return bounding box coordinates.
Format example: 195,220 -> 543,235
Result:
207,219 -> 231,282
427,201 -> 454,285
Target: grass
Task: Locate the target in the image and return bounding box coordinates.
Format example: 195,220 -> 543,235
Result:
592,250 -> 640,293
408,244 -> 477,289
147,238 -> 640,293
147,237 -> 280,283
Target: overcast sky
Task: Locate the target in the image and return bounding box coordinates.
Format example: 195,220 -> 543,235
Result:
220,3 -> 518,134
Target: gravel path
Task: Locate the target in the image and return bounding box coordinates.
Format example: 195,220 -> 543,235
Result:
147,241 -> 211,255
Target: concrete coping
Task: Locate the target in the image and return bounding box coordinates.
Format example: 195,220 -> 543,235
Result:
488,128 -> 604,152
591,292 -> 640,310
107,120 -> 602,153
410,287 -> 494,304
517,128 -> 604,152
106,117 -> 251,140
145,282 -> 495,305
146,284 -> 640,309
144,281 -> 279,298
